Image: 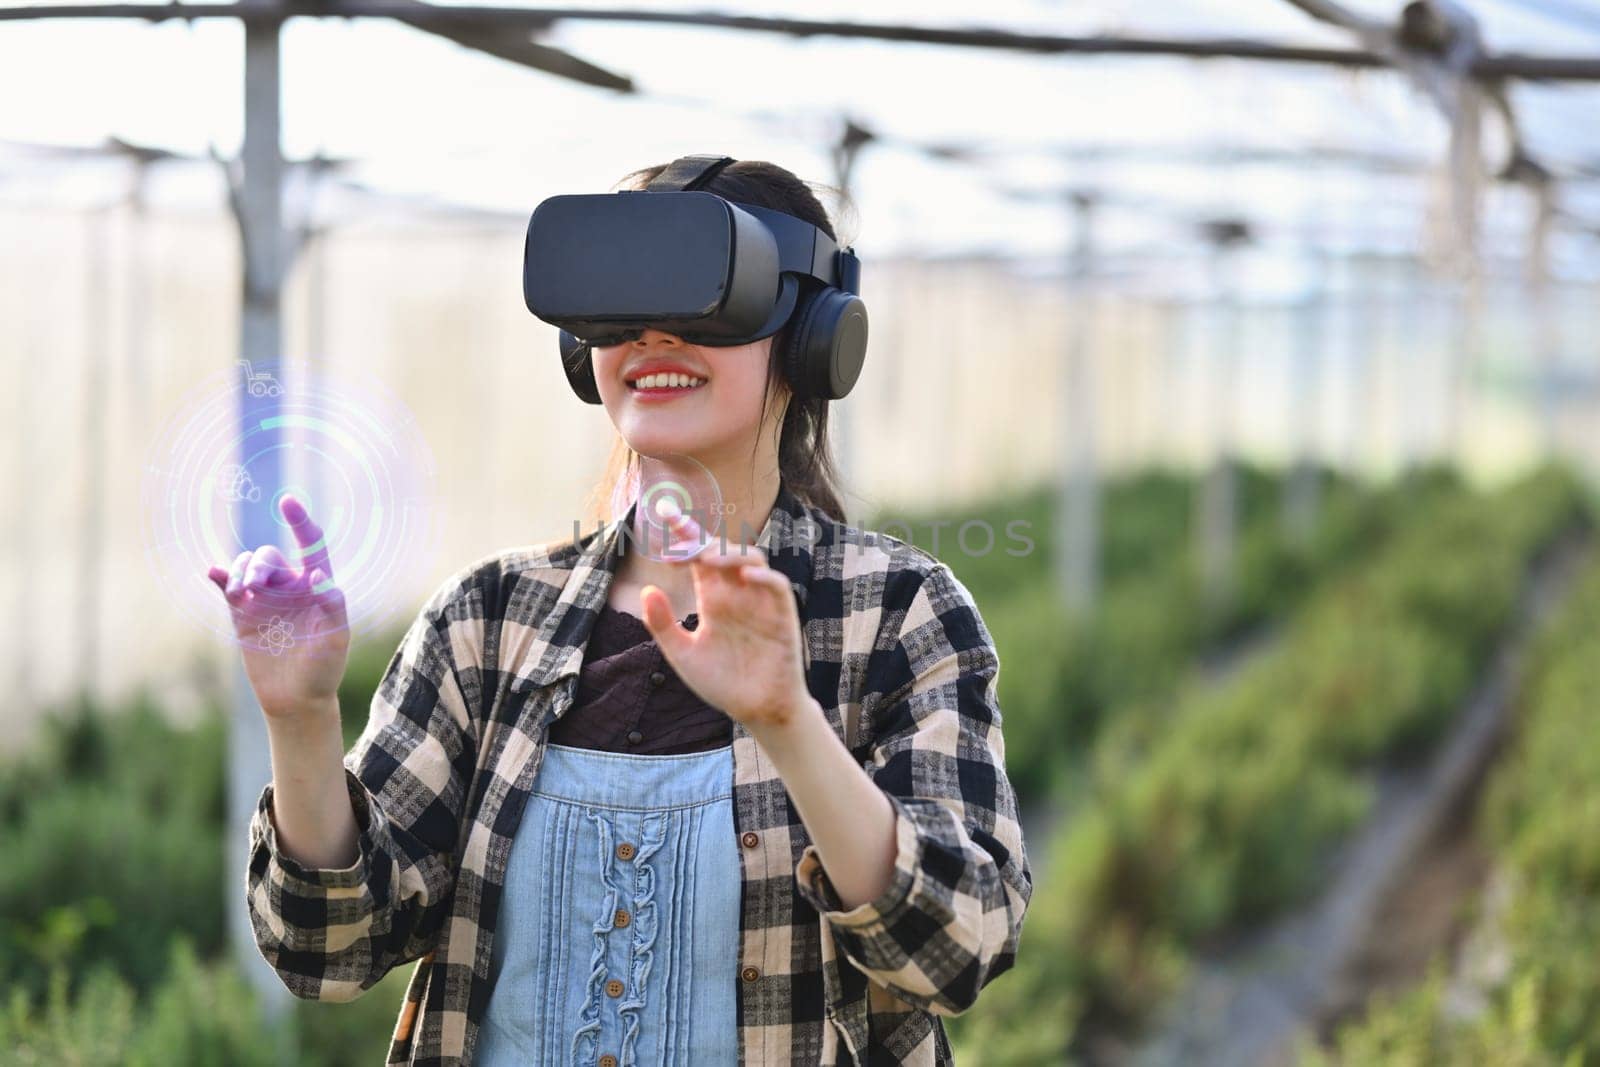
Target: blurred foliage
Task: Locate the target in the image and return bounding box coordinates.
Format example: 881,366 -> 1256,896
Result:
0,619 -> 410,1063
0,937 -> 275,1067
0,693 -> 227,1000
0,933 -> 414,1067
868,462 -> 1443,801
950,463 -> 1593,1064
1306,537 -> 1600,1064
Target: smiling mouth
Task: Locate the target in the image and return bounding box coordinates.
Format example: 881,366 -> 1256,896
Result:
627,372 -> 708,393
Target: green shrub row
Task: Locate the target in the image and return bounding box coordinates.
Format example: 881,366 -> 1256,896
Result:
1304,535 -> 1600,1064
882,463 -> 1451,799
0,935 -> 413,1067
950,464 -> 1591,1063
0,690 -> 413,1064
0,624 -> 406,1054
0,695 -> 228,999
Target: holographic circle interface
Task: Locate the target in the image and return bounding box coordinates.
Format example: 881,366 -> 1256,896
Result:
142,357 -> 443,644
612,453 -> 727,561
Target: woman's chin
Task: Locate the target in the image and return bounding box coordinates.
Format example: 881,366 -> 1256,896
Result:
620,425 -> 712,460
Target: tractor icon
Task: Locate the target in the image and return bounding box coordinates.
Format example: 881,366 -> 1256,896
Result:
238,360 -> 284,398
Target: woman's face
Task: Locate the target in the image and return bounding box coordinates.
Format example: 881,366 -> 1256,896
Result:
590,328 -> 785,467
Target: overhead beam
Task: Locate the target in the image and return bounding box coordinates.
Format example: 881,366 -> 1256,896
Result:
0,3 -> 1362,68
7,5 -> 1600,80
363,0 -> 633,91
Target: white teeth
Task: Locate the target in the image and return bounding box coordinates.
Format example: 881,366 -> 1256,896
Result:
632,373 -> 706,390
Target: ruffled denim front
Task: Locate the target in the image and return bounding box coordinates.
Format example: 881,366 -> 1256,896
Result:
476,743 -> 740,1067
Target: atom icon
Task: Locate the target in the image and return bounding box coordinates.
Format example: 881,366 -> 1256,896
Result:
258,615 -> 295,656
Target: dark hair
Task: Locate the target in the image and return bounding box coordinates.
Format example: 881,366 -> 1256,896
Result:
606,159 -> 851,525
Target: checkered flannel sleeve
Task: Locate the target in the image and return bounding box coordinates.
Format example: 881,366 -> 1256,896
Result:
245,579 -> 477,1002
794,559 -> 1033,1016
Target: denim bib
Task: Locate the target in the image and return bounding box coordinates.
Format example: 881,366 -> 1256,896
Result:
476,743 -> 741,1067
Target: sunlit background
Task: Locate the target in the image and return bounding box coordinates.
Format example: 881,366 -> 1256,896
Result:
3,1 -> 1600,1064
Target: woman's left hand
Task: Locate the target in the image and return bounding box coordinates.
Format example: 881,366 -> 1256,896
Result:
638,500 -> 813,734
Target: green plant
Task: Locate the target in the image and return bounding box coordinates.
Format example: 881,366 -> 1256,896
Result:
951,464 -> 1590,1061
1314,546 -> 1600,1063
0,937 -> 278,1067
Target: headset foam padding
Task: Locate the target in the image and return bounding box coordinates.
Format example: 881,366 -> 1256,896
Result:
559,329 -> 602,404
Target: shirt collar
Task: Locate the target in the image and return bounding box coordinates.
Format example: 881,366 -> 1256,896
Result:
526,480 -> 817,690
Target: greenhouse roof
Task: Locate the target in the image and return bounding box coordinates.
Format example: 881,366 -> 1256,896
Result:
0,0 -> 1596,277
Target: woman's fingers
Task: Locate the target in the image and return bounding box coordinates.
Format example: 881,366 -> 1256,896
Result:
639,585 -> 693,659
656,504 -> 768,573
737,565 -> 790,594
653,504 -> 779,619
281,493 -> 335,582
651,500 -> 706,560
238,545 -> 296,608
216,541 -> 331,608
303,567 -> 348,639
225,550 -> 252,600
243,544 -> 293,587
307,566 -> 345,614
306,565 -> 330,599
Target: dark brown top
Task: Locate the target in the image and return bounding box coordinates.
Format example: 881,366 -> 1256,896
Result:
548,603 -> 734,754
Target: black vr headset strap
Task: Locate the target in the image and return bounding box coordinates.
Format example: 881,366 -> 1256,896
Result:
647,157 -> 858,296
738,203 -> 858,292
646,155 -> 736,192
606,153 -> 866,402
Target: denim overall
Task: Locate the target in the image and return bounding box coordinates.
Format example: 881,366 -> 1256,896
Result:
475,742 -> 742,1067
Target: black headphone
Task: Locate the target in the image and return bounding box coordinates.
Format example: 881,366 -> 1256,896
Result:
558,155 -> 868,405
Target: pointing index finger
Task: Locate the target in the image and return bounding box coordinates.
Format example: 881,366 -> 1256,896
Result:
663,507 -> 764,570
280,494 -> 334,581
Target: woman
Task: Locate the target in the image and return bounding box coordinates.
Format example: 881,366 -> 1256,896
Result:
211,158 -> 1031,1065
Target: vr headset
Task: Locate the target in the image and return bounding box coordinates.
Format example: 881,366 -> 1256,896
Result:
522,154 -> 868,404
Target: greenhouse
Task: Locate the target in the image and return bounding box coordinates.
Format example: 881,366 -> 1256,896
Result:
1,1 -> 1598,1064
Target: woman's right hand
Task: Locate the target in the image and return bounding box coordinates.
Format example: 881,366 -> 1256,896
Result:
207,494 -> 351,720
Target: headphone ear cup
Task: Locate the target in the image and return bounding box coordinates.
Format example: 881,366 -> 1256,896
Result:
784,288 -> 868,401
559,330 -> 603,405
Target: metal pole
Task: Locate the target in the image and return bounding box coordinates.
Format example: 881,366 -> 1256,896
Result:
127,164 -> 153,456
1345,254 -> 1386,476
79,202 -> 113,705
1394,256 -> 1429,476
1285,248 -> 1328,546
1196,221 -> 1247,616
228,8 -> 294,1044
1056,192 -> 1099,617
12,241 -> 36,723
303,222 -> 328,543
829,116 -> 870,519
1526,177 -> 1560,459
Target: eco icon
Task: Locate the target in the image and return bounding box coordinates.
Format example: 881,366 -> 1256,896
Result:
631,453 -> 725,561
217,463 -> 263,503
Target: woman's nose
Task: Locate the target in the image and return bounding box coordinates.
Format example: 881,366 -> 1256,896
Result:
634,328 -> 684,347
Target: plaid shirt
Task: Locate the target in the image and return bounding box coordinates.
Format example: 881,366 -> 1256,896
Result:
246,481 -> 1032,1064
